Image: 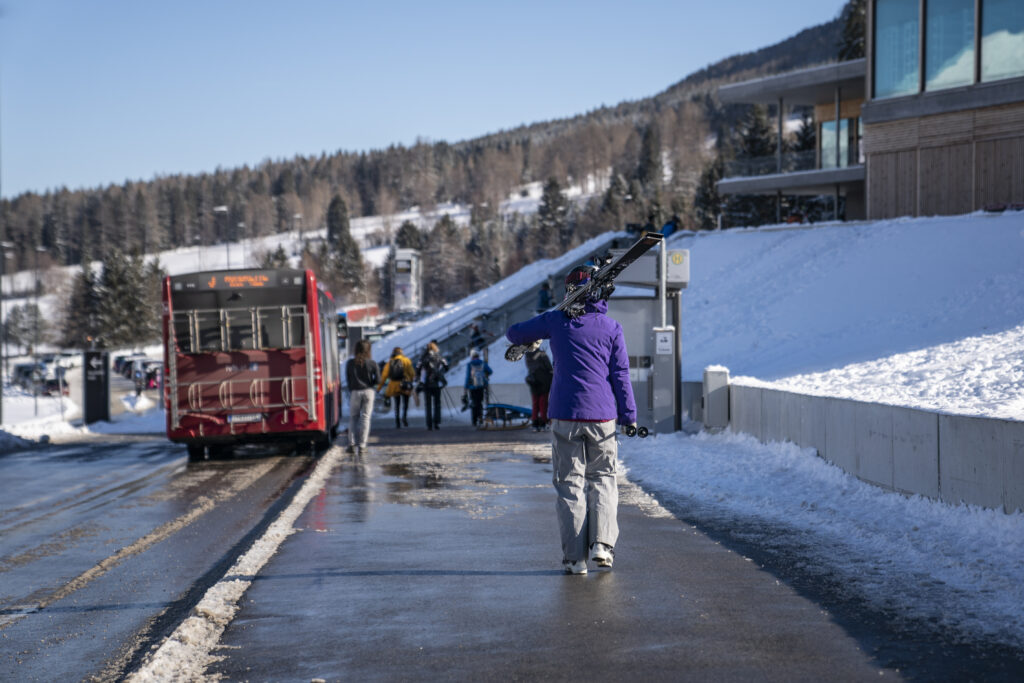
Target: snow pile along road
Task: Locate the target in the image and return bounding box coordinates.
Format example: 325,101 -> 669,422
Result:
620,429 -> 1024,650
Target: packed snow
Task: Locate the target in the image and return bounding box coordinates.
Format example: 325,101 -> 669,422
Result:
2,208 -> 1023,655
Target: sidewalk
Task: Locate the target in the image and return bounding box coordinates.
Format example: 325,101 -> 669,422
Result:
206,421 -> 896,681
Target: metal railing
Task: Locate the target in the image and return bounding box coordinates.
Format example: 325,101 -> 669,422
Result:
724,150 -> 817,178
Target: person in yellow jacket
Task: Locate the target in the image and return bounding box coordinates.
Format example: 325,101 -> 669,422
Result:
378,346 -> 416,428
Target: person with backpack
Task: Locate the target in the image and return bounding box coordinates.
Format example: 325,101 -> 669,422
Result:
345,339 -> 379,456
524,342 -> 553,431
505,264 -> 637,575
416,341 -> 448,430
463,348 -> 493,427
378,346 -> 415,428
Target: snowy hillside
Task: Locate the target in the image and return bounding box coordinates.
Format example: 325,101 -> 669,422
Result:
671,212 -> 1024,420
481,211 -> 1024,422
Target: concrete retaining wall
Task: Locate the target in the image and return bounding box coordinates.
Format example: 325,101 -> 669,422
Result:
729,382 -> 1024,513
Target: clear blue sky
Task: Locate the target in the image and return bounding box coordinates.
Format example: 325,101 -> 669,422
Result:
0,0 -> 847,198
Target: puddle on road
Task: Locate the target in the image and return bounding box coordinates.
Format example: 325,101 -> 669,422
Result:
363,443 -> 550,520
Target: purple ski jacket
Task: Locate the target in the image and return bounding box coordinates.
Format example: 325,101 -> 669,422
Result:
506,299 -> 637,424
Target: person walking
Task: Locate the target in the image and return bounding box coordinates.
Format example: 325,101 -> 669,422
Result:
524,343 -> 553,431
505,264 -> 637,575
536,281 -> 552,313
345,339 -> 379,456
463,348 -> 493,427
416,341 -> 448,430
378,346 -> 415,428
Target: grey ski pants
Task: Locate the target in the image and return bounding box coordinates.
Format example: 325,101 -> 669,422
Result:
550,419 -> 619,562
348,388 -> 375,448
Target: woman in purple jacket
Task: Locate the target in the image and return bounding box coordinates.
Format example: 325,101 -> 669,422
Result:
506,266 -> 637,575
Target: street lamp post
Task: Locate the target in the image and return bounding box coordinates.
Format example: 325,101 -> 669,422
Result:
32,245 -> 46,417
237,222 -> 246,267
0,240 -> 14,426
213,205 -> 229,269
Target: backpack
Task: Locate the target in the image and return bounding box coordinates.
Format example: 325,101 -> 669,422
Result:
422,354 -> 447,388
469,362 -> 487,388
388,357 -> 405,381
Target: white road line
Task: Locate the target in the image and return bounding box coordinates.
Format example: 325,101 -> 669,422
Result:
128,447 -> 343,682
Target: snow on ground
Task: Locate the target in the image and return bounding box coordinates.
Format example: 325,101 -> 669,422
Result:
671,211 -> 1024,420
620,430 -> 1024,650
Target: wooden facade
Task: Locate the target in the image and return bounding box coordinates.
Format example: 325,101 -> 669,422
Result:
864,102 -> 1024,219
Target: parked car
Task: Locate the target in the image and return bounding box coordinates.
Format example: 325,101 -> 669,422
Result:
41,378 -> 70,397
12,362 -> 44,389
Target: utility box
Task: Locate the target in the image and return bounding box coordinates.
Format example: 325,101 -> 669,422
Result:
703,366 -> 730,431
607,295 -> 682,434
392,248 -> 422,311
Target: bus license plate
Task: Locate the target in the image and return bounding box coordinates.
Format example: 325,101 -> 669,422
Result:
229,413 -> 262,424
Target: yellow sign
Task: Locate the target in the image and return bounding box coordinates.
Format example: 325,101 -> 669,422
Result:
671,252 -> 685,265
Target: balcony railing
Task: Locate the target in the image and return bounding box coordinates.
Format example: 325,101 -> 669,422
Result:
724,150 -> 817,178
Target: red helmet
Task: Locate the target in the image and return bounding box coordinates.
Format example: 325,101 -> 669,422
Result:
564,265 -> 596,294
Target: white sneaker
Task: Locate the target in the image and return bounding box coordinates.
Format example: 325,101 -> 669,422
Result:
562,559 -> 587,575
590,543 -> 613,568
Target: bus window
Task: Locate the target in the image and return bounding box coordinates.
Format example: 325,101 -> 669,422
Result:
197,310 -> 223,351
226,308 -> 256,350
256,306 -> 306,349
173,315 -> 193,352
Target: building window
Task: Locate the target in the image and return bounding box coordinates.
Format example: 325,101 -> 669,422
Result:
982,0 -> 1024,82
874,0 -> 921,98
926,0 -> 975,90
821,118 -> 860,168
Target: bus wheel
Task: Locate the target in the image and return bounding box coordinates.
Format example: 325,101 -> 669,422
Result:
187,445 -> 205,462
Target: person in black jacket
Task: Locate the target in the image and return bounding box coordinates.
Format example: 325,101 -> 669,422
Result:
345,340 -> 379,455
524,342 -> 553,431
416,341 -> 448,430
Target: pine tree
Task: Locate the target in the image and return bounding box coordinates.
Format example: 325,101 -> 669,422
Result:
62,260 -> 102,348
326,195 -> 363,296
97,248 -> 150,349
258,244 -> 291,269
693,156 -> 725,230
394,220 -> 423,250
838,0 -> 866,60
326,195 -> 351,247
538,177 -> 570,249
6,303 -> 43,354
637,124 -> 663,196
600,174 -> 628,229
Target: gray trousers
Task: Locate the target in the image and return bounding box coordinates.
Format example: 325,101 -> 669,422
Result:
348,388 -> 375,448
551,419 -> 619,562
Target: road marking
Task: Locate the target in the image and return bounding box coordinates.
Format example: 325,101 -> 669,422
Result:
0,460 -> 275,630
127,447 -> 343,682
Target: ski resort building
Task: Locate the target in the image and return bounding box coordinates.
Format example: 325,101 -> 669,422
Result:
717,0 -> 1024,222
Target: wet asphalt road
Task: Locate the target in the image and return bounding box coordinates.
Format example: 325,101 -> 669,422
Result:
4,416 -> 1022,680
206,421 -> 895,682
0,436 -> 313,681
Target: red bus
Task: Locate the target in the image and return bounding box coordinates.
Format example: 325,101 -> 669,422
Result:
162,268 -> 342,461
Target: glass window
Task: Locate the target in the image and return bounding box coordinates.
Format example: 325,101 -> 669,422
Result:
926,0 -> 975,90
225,309 -> 256,350
875,0 -> 921,98
983,0 -> 1024,82
821,119 -> 851,168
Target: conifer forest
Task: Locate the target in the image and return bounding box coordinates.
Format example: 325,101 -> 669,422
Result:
0,4 -> 862,352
